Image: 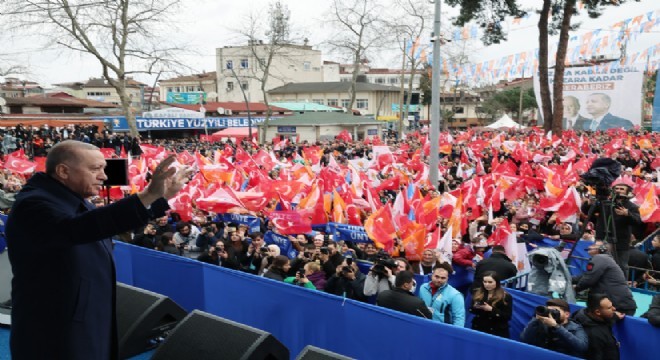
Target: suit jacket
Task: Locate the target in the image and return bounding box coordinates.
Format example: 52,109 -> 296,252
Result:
565,115 -> 589,130
574,113 -> 634,131
6,173 -> 169,360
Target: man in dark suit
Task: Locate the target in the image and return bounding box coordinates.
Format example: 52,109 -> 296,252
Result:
573,93 -> 634,131
472,245 -> 517,291
377,271 -> 431,319
563,95 -> 589,130
6,140 -> 191,360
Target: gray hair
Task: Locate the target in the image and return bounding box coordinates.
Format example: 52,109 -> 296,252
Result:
45,140 -> 99,175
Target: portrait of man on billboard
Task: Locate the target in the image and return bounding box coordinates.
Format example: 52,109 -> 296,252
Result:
563,95 -> 588,129
573,93 -> 634,131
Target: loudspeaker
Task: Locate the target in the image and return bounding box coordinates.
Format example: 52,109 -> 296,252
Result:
116,283 -> 187,359
104,158 -> 129,186
295,346 -> 354,360
151,310 -> 289,360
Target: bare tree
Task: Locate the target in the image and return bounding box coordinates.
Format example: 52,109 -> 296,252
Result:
383,0 -> 432,135
232,1 -> 296,143
327,0 -> 385,112
0,0 -> 186,136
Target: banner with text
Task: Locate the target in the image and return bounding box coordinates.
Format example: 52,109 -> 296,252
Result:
264,231 -> 298,259
100,116 -> 273,131
218,213 -> 261,234
326,223 -> 372,243
533,66 -> 643,130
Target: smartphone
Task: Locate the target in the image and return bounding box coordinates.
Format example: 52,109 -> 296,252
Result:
346,257 -> 353,266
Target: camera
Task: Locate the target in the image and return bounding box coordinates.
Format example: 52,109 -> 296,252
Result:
535,306 -> 561,322
580,158 -> 622,199
341,266 -> 353,274
346,256 -> 353,266
303,251 -> 312,258
372,251 -> 397,277
259,246 -> 270,254
297,269 -> 306,277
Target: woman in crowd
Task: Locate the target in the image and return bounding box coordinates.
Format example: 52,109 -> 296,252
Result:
469,271 -> 513,338
263,255 -> 291,282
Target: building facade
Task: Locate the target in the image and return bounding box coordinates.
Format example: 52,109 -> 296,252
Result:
159,72 -> 217,104
0,78 -> 44,98
216,41 -> 323,103
268,81 -> 401,118
54,78 -> 146,110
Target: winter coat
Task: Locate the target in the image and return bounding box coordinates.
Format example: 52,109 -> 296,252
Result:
377,288 -> 432,319
520,317 -> 588,357
573,254 -> 636,313
470,292 -> 513,338
419,282 -> 465,326
572,308 -> 620,360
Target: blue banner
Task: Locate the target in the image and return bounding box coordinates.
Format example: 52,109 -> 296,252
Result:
98,116 -> 273,131
218,213 -> 261,234
263,231 -> 298,259
326,223 -> 372,243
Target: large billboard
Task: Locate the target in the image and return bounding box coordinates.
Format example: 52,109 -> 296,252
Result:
533,66 -> 643,130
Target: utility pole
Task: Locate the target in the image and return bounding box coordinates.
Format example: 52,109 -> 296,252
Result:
429,0 -> 442,187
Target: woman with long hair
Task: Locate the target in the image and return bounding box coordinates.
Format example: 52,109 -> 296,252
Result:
469,271 -> 513,338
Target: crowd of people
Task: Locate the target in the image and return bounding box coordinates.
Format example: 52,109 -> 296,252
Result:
2,123 -> 660,359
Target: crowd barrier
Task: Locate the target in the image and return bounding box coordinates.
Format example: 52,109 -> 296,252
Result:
114,242 -> 658,360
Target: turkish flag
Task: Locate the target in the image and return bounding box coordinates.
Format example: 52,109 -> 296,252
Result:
100,148 -> 116,158
364,204 -> 396,251
235,146 -> 251,163
177,150 -> 195,166
487,218 -> 512,246
196,186 -> 246,214
269,210 -> 312,235
33,156 -> 46,173
4,155 -> 36,175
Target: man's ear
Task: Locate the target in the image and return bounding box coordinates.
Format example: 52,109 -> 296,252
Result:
54,163 -> 70,180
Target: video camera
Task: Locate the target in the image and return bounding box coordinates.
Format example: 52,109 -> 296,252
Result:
535,306 -> 561,323
372,250 -> 397,278
579,158 -> 622,199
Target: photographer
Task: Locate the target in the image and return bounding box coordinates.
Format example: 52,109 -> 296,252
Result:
520,299 -> 588,357
364,252 -> 400,297
582,183 -> 642,278
325,258 -> 366,302
242,232 -> 266,274
573,240 -> 637,315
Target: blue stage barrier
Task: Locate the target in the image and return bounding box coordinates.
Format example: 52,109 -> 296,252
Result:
114,242 -> 654,360
506,288 -> 660,359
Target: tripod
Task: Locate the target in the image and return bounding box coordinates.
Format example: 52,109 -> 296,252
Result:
566,191 -> 619,266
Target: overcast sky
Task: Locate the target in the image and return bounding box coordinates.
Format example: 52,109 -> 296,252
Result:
1,0 -> 657,87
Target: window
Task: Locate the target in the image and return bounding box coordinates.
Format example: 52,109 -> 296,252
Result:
196,86 -> 202,92
86,92 -> 111,96
226,82 -> 234,91
403,77 -> 410,83
454,106 -> 465,114
356,99 -> 368,109
341,99 -> 351,108
389,78 -> 398,84
167,87 -> 173,93
240,58 -> 249,69
186,86 -> 195,92
312,99 -> 324,105
303,62 -> 311,71
327,99 -> 338,107
226,60 -> 233,70
175,87 -> 181,92
375,77 -> 384,84
241,82 -> 249,90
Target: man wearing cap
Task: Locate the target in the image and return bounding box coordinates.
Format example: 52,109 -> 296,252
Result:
520,298 -> 588,357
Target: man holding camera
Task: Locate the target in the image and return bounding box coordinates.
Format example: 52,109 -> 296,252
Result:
520,299 -> 588,357
573,240 -> 637,316
325,258 -> 366,301
582,183 -> 641,278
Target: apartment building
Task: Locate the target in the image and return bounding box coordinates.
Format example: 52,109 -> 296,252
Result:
159,71 -> 217,104
216,41 -> 323,103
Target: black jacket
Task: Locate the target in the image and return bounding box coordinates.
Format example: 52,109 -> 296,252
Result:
6,173 -> 169,360
574,254 -> 636,313
583,198 -> 641,250
642,294 -> 660,327
376,288 -> 432,319
572,309 -> 620,360
470,292 -> 513,338
325,271 -> 366,302
474,252 -> 518,289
